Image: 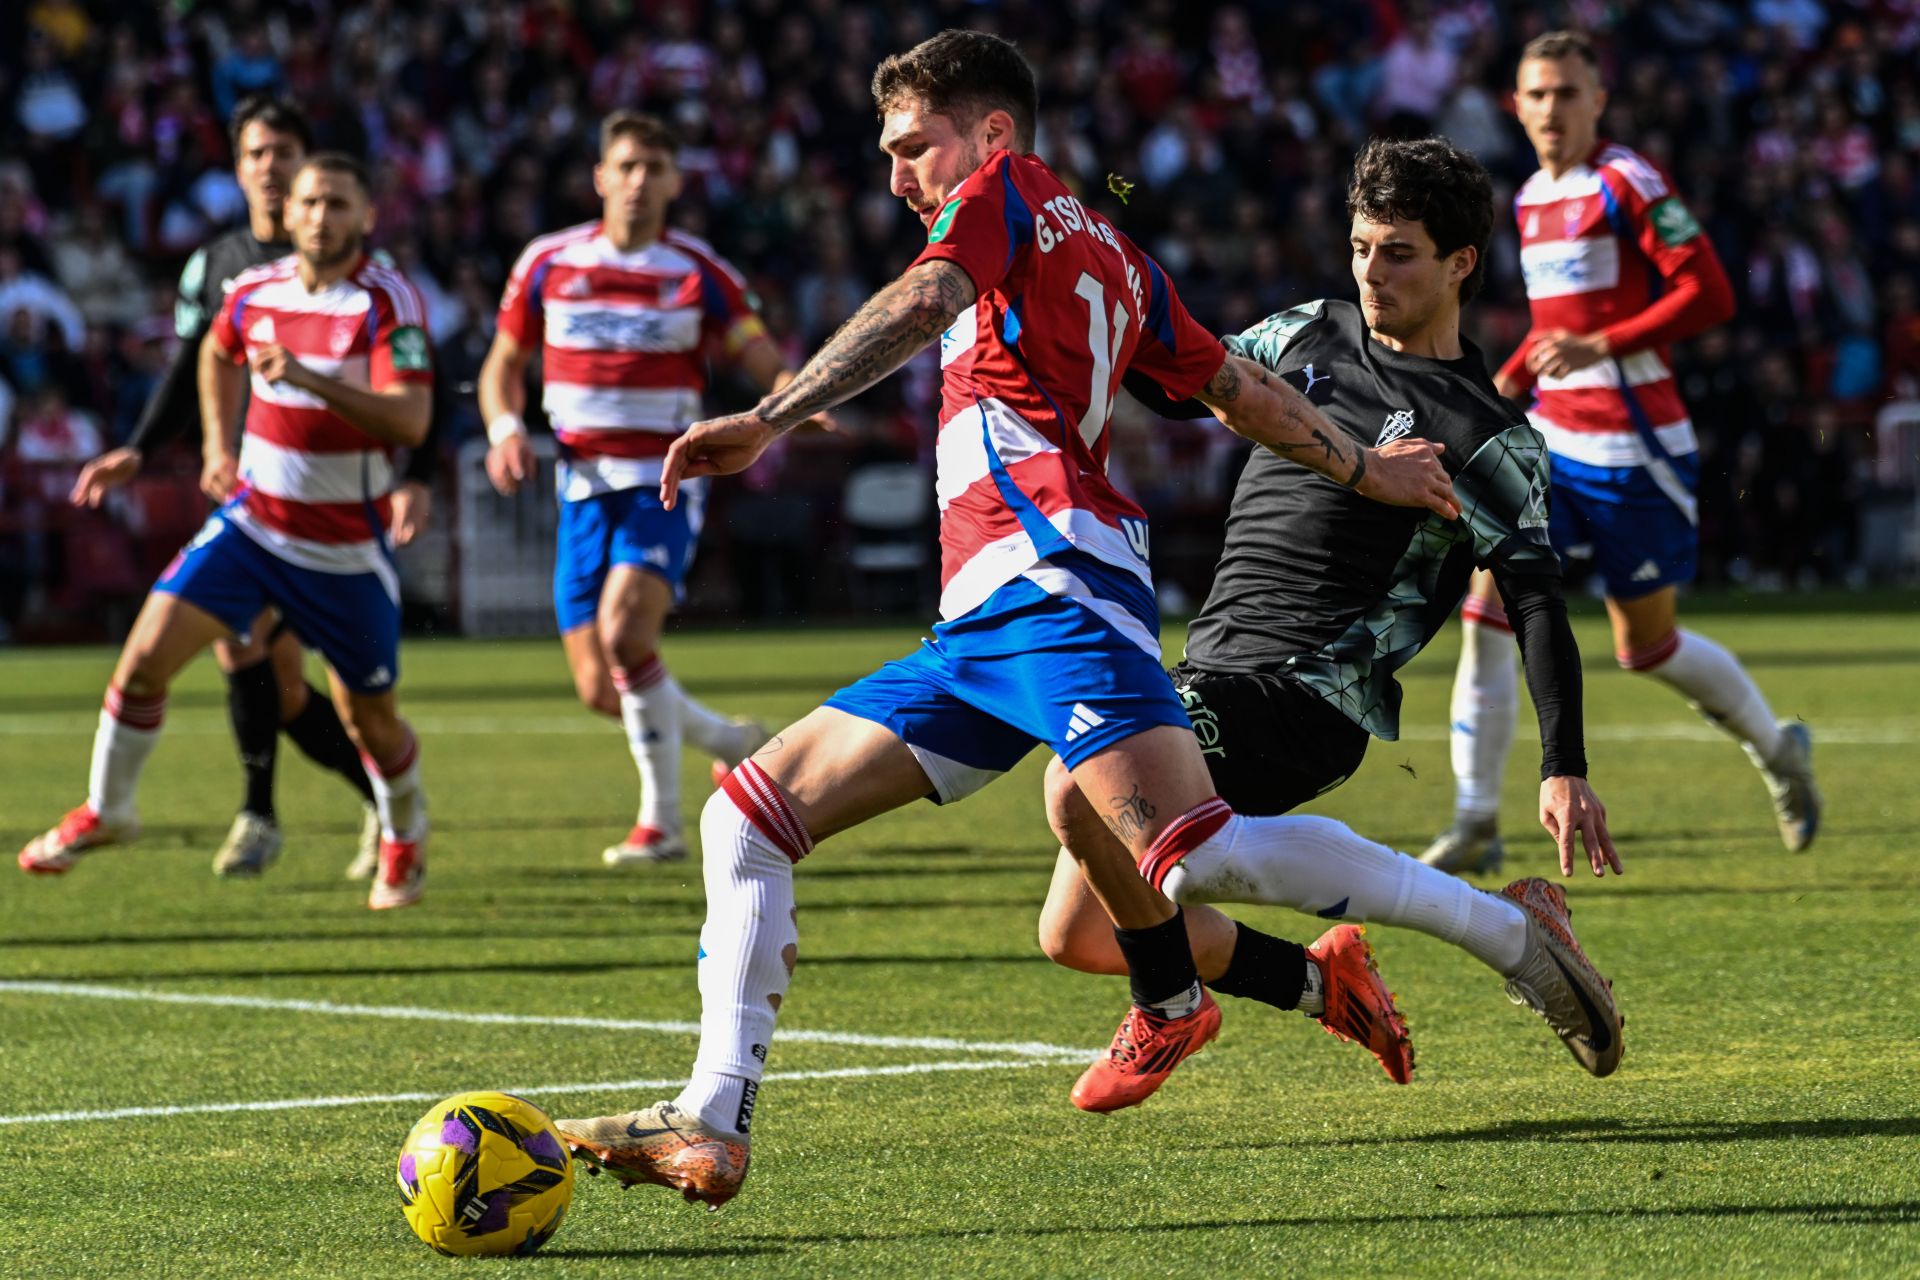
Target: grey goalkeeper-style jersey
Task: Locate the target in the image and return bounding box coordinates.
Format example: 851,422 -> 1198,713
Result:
1177,299 -> 1565,747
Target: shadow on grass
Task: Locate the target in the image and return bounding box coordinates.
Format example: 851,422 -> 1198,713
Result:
538,1245 -> 786,1260
1203,1115 -> 1920,1151
743,1199 -> 1920,1246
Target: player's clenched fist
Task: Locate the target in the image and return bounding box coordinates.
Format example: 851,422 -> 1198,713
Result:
201,450 -> 239,503
658,412 -> 776,509
249,342 -> 313,389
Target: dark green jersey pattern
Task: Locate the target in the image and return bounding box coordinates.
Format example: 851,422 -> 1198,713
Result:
1183,299 -> 1561,743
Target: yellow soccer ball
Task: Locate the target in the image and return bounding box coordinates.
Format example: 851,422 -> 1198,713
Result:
397,1091 -> 573,1257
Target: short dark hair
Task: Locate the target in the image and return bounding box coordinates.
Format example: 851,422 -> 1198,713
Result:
600,110 -> 679,159
294,151 -> 371,196
1521,30 -> 1600,69
1347,136 -> 1494,306
229,95 -> 312,154
871,29 -> 1038,152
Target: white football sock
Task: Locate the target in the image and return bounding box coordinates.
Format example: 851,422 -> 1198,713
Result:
1149,803 -> 1529,975
87,686 -> 166,822
1449,606 -> 1519,824
363,729 -> 427,841
667,674 -> 743,758
1628,629 -> 1784,762
614,658 -> 681,833
677,761 -> 811,1134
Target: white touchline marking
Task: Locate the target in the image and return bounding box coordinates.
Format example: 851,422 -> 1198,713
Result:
1,714 -> 1912,743
0,1059 -> 1071,1128
0,981 -> 1094,1062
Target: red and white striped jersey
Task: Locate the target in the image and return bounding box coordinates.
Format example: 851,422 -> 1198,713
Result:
913,151 -> 1224,635
1504,141 -> 1732,468
497,223 -> 763,501
210,254 -> 432,575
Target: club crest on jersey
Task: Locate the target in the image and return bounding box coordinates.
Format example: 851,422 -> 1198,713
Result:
330,314 -> 358,356
247,315 -> 276,345
1562,200 -> 1585,236
1377,409 -> 1416,445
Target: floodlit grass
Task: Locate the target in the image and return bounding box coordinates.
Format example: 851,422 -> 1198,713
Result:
1,602 -> 1916,1277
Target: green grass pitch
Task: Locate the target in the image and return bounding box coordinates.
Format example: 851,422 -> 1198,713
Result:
1,600 -> 1915,1277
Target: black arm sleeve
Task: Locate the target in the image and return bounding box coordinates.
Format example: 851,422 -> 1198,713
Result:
126,330 -> 205,454
1120,367 -> 1211,420
1490,563 -> 1587,779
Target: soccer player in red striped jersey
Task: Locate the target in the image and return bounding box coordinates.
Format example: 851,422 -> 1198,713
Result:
18,155 -> 436,911
478,111 -> 803,868
1427,31 -> 1820,874
550,31 -> 1459,1209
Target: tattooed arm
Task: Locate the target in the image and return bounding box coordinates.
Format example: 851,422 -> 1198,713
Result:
755,260 -> 976,430
657,260 -> 976,507
1194,354 -> 1460,519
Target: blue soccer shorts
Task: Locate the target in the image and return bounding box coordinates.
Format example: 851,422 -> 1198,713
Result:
553,481 -> 706,633
1549,451 -> 1699,600
825,562 -> 1192,803
155,509 -> 401,694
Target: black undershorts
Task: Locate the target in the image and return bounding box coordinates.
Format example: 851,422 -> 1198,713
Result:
1167,662 -> 1370,816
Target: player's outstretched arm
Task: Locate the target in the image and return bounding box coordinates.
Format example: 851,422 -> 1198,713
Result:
249,343 -> 431,447
660,260 -> 976,507
1492,563 -> 1621,878
1194,354 -> 1460,520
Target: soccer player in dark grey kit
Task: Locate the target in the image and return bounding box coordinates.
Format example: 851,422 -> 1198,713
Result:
69,97 -> 433,878
1041,136 -> 1626,1078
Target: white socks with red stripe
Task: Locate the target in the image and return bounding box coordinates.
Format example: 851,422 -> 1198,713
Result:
87,686 -> 165,823
1448,599 -> 1518,825
362,729 -> 427,842
675,760 -> 812,1136
1146,800 -> 1529,976
1624,629 -> 1783,762
613,657 -> 680,834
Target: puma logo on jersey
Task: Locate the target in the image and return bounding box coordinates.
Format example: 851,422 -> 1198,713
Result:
1302,364 -> 1332,395
1377,409 -> 1416,445
1064,703 -> 1106,743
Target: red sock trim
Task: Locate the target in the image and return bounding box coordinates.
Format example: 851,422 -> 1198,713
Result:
1137,797 -> 1233,893
1461,596 -> 1512,633
1618,631 -> 1682,671
720,760 -> 813,864
611,656 -> 667,694
103,686 -> 166,731
361,729 -> 419,780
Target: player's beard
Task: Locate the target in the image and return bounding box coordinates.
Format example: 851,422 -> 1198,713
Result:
302,232 -> 363,272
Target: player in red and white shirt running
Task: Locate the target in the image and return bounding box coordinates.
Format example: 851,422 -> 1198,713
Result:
548,31 -> 1457,1209
478,111 -> 806,868
18,155 -> 436,911
1427,31 -> 1820,874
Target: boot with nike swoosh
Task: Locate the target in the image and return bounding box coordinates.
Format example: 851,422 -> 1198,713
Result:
1500,877 -> 1623,1077
555,1103 -> 750,1210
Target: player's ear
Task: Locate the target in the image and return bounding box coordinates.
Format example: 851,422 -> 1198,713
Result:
1451,244 -> 1477,287
979,107 -> 1016,154
591,161 -> 606,201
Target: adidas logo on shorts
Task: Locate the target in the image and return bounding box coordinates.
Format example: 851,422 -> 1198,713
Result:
1064,703 -> 1106,743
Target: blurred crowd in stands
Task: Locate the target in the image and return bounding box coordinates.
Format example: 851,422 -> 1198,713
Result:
1,0 -> 1916,635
